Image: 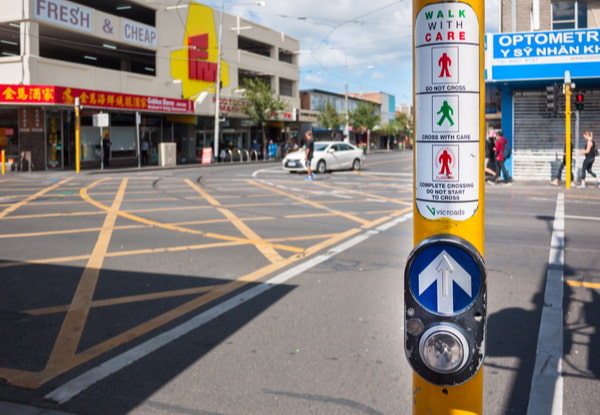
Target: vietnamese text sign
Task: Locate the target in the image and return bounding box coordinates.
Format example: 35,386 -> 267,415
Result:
486,28 -> 600,81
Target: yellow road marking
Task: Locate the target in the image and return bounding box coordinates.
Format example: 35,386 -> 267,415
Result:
313,181 -> 412,206
250,179 -> 371,226
4,226 -> 362,388
1,211 -> 105,220
0,178 -> 72,219
0,216 -> 276,239
0,240 -> 247,269
80,180 -> 302,253
0,176 -> 408,389
25,286 -> 217,316
566,280 -> 600,289
43,179 -> 128,378
185,179 -> 284,263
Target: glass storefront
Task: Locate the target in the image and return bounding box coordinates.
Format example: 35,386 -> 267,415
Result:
46,111 -> 63,169
0,110 -> 18,164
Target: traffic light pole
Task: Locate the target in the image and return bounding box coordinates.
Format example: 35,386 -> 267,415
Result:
565,81 -> 572,189
407,0 -> 486,413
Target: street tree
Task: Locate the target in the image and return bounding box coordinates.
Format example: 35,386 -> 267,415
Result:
349,101 -> 380,152
378,122 -> 398,150
241,78 -> 287,159
317,101 -> 343,140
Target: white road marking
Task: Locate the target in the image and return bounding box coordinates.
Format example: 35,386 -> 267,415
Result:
45,213 -> 412,404
527,192 -> 564,415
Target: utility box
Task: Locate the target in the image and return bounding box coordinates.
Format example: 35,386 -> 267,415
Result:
159,143 -> 176,167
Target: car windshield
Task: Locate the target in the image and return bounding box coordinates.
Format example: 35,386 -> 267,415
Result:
314,143 -> 329,152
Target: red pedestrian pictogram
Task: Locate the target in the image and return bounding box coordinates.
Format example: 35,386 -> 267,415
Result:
438,52 -> 452,78
438,149 -> 453,176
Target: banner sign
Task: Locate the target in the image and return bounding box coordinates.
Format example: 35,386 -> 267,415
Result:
0,85 -> 194,114
486,28 -> 600,81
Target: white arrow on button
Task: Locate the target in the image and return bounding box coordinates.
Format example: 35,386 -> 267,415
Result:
418,250 -> 472,314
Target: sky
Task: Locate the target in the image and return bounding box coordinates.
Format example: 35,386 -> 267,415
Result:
199,0 -> 501,107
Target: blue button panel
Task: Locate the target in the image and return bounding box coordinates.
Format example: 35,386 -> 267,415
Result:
408,242 -> 482,315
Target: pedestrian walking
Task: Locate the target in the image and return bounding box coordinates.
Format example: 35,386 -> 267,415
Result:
485,133 -> 497,182
494,131 -> 512,183
303,131 -> 314,181
550,142 -> 574,186
577,130 -> 598,188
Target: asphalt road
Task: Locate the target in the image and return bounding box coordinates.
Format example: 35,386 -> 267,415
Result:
0,152 -> 598,415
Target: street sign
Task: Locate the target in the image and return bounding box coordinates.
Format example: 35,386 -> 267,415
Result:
93,113 -> 109,128
407,236 -> 483,316
414,2 -> 480,221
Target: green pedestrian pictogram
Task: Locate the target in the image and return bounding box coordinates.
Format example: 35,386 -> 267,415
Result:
437,100 -> 455,126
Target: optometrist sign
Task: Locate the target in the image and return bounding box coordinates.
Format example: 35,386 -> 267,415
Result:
486,28 -> 600,81
414,3 -> 480,221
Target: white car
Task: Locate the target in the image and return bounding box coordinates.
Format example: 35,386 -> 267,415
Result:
282,141 -> 366,174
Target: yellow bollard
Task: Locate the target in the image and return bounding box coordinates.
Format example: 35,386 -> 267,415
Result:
1,149 -> 5,175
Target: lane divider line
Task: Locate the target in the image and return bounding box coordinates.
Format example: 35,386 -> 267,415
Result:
527,192 -> 564,415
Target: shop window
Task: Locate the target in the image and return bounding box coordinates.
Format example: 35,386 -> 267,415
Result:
552,1 -> 587,29
0,110 -> 18,158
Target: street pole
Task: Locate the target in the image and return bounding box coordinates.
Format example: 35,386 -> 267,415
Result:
564,72 -> 572,189
75,97 -> 80,173
213,0 -> 225,162
407,0 -> 486,413
344,57 -> 350,143
136,112 -> 141,169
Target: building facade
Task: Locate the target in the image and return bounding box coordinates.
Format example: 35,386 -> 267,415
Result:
486,0 -> 600,180
0,0 -> 300,170
299,89 -> 387,143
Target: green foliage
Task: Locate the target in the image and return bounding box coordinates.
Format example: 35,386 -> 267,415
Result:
240,78 -> 288,159
349,101 -> 380,132
317,101 -> 343,138
240,78 -> 287,127
393,112 -> 411,132
378,122 -> 398,136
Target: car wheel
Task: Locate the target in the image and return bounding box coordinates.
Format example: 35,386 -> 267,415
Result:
316,160 -> 326,174
352,159 -> 361,171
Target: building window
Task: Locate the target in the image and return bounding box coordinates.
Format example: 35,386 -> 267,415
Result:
279,78 -> 293,97
238,36 -> 272,58
278,49 -> 294,64
0,22 -> 20,57
552,1 -> 587,29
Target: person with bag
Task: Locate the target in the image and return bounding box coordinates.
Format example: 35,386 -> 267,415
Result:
577,130 -> 598,188
494,130 -> 512,183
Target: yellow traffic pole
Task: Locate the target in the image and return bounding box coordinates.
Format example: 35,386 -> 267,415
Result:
408,0 -> 486,413
1,149 -> 5,175
564,82 -> 572,189
75,97 -> 81,173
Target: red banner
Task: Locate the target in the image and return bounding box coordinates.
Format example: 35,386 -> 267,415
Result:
0,85 -> 194,114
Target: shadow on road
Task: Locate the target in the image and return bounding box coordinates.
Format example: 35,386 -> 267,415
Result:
0,260 -> 295,415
